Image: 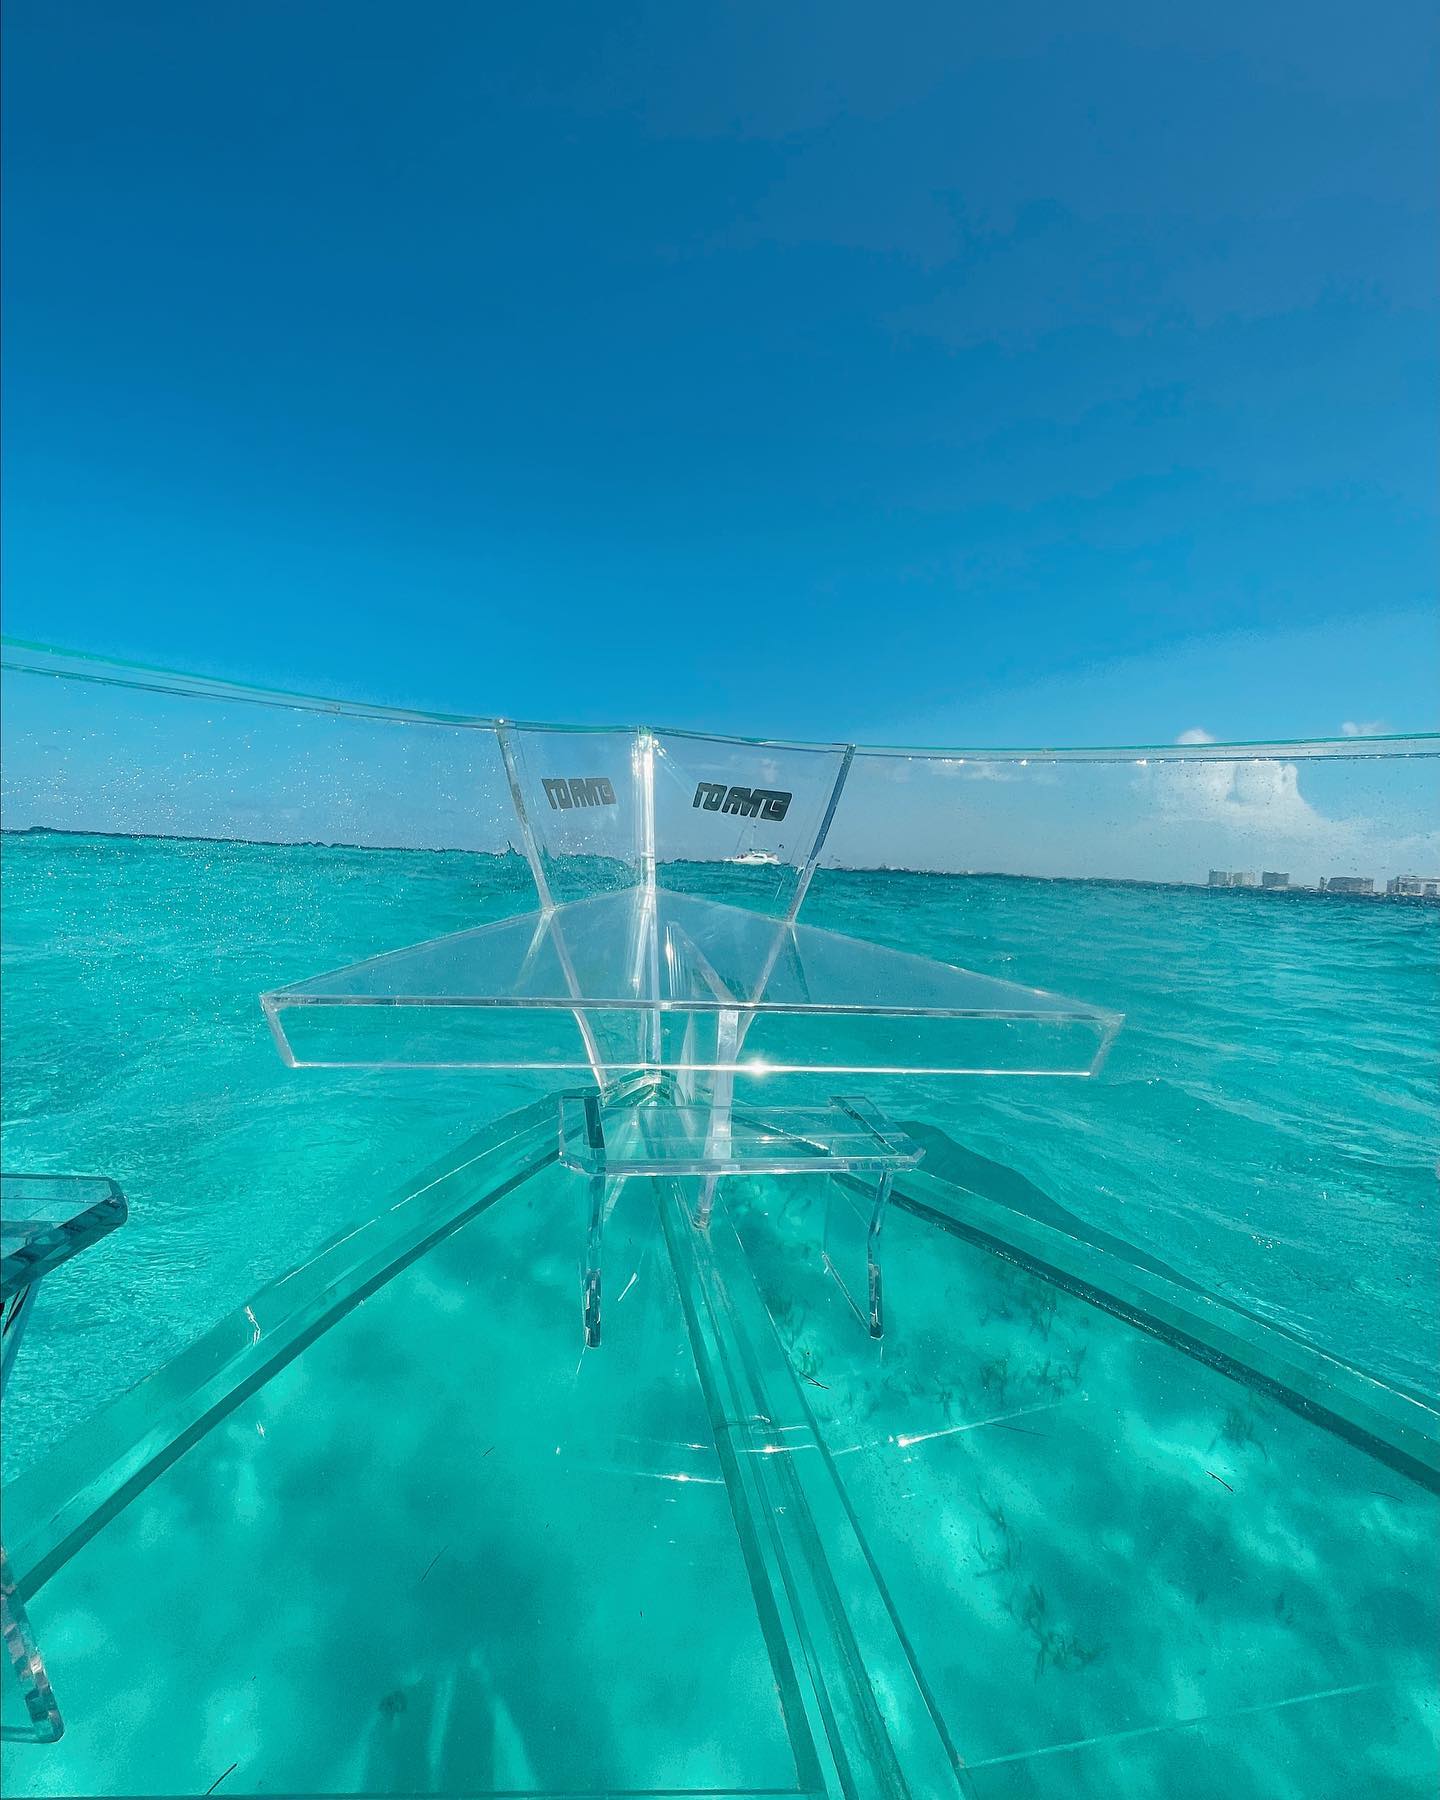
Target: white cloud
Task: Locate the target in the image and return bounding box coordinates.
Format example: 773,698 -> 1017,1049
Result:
1135,752 -> 1440,884
1341,720 -> 1390,737
1175,727 -> 1216,745
932,757 -> 1026,782
1147,756 -> 1324,839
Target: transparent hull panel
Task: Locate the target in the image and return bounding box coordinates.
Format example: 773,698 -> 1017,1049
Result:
2,1103 -> 1435,1797
2,1158 -> 821,1796
726,1177 -> 1440,1799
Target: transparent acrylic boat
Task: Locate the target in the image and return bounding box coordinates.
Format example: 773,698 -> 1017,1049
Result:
1,641 -> 1437,1798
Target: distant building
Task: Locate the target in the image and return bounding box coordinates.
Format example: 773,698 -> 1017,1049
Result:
1388,875 -> 1440,897
1208,870 -> 1232,887
1321,875 -> 1374,895
1231,870 -> 1258,887
1261,871 -> 1290,889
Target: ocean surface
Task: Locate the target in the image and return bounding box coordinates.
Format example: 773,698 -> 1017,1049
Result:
2,830 -> 1436,1478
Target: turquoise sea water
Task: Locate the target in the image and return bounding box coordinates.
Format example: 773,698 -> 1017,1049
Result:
3,829 -> 1438,1797
1,828 -> 1436,1486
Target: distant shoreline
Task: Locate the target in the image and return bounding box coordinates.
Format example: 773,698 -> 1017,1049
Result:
4,825 -> 1434,901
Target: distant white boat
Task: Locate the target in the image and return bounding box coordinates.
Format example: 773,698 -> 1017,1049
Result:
730,848 -> 781,866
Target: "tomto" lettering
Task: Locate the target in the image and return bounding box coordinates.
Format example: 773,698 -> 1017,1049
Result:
543,777 -> 617,810
692,783 -> 792,822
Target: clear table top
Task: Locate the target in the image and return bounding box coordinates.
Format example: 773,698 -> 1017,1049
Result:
557,1092 -> 924,1179
1,1174 -> 128,1300
263,887 -> 1122,1078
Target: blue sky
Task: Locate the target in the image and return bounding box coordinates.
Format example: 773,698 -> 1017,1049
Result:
3,0 -> 1435,745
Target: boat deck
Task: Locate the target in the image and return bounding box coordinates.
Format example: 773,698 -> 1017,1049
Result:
4,1109 -> 1435,1798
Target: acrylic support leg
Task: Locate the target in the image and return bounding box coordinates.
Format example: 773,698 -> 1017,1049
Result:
1,1281 -> 40,1390
1,1545 -> 63,1744
577,1090 -> 609,1347
581,1175 -> 611,1348
822,1170 -> 894,1339
1,1288 -> 64,1744
695,1009 -> 740,1232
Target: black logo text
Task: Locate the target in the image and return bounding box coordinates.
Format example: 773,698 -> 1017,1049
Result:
692,782 -> 792,822
543,777 -> 617,810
